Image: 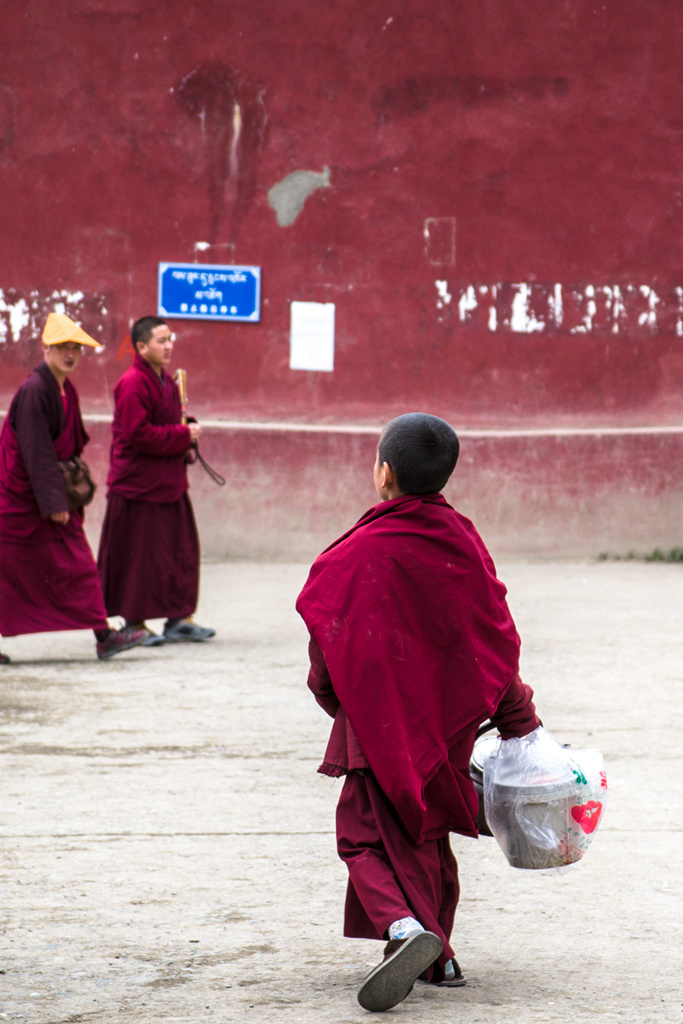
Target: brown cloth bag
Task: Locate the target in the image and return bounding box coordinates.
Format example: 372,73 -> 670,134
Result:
58,456 -> 97,511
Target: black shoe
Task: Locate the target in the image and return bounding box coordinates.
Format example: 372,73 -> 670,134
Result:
423,956 -> 466,987
163,617 -> 215,642
357,931 -> 443,1012
96,627 -> 146,661
0,651 -> 9,665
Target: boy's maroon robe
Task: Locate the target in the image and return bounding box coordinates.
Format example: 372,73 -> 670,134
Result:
0,364 -> 107,636
297,493 -> 538,963
97,352 -> 199,622
297,492 -> 535,844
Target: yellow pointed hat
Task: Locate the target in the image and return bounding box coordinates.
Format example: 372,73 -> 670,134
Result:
42,312 -> 101,349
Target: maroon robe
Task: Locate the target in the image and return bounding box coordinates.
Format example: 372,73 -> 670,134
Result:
0,363 -> 108,636
297,493 -> 539,964
97,352 -> 199,622
337,772 -> 460,975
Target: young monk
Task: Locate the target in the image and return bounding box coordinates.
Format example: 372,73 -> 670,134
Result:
97,316 -> 214,645
296,412 -> 540,1012
0,314 -> 146,663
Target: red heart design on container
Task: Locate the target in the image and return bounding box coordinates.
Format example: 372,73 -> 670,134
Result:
571,800 -> 603,834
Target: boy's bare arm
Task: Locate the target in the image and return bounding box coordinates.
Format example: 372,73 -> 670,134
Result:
489,673 -> 540,739
306,636 -> 340,717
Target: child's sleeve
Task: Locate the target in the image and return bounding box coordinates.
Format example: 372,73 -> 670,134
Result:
489,673 -> 540,739
306,636 -> 340,718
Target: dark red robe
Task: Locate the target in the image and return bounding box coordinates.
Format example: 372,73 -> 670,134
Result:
297,493 -> 539,967
0,363 -> 108,636
97,352 -> 199,622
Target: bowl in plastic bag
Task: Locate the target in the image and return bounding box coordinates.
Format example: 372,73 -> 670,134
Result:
482,726 -> 607,870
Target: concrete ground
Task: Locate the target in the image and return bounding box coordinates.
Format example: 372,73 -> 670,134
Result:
0,559 -> 681,1024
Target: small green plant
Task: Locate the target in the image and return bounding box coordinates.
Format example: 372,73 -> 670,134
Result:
598,548 -> 683,563
643,547 -> 683,563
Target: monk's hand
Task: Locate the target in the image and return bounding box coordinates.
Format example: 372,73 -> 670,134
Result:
188,423 -> 202,445
51,510 -> 69,525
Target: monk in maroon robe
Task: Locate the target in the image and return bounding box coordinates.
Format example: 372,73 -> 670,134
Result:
97,316 -> 214,645
0,314 -> 145,663
297,413 -> 540,1012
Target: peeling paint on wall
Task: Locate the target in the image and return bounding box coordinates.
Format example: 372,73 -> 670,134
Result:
268,166 -> 331,227
424,218 -> 455,265
510,283 -> 545,332
176,62 -> 268,244
436,281 -> 683,335
435,280 -> 452,309
0,289 -> 109,344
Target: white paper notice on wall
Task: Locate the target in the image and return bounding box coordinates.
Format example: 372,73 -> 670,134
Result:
289,301 -> 335,372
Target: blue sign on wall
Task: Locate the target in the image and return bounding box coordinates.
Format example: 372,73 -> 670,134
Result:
158,263 -> 261,322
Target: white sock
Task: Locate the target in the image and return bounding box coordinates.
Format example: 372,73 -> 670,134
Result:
388,916 -> 424,941
443,959 -> 456,981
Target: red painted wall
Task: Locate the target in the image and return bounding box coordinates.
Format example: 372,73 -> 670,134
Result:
1,1 -> 682,556
80,422 -> 683,560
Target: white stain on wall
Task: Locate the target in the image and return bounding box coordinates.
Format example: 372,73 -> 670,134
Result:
458,285 -> 477,322
510,283 -> 545,332
435,280 -> 452,308
424,218 -> 456,265
548,283 -> 563,328
637,285 -> 659,330
439,280 -> 683,336
0,296 -> 29,342
0,289 -> 108,344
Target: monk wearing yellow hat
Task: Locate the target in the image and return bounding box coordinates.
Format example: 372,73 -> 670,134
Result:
0,313 -> 146,664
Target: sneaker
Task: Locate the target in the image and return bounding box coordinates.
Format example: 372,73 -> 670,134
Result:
163,617 -> 215,642
357,931 -> 443,1012
96,627 -> 146,661
140,627 -> 166,647
126,622 -> 167,647
0,652 -> 10,665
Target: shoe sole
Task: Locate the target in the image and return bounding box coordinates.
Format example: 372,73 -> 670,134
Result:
357,931 -> 443,1012
140,635 -> 166,646
97,639 -> 145,661
162,634 -> 215,643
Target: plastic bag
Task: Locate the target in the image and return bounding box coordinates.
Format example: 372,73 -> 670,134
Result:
483,725 -> 607,871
